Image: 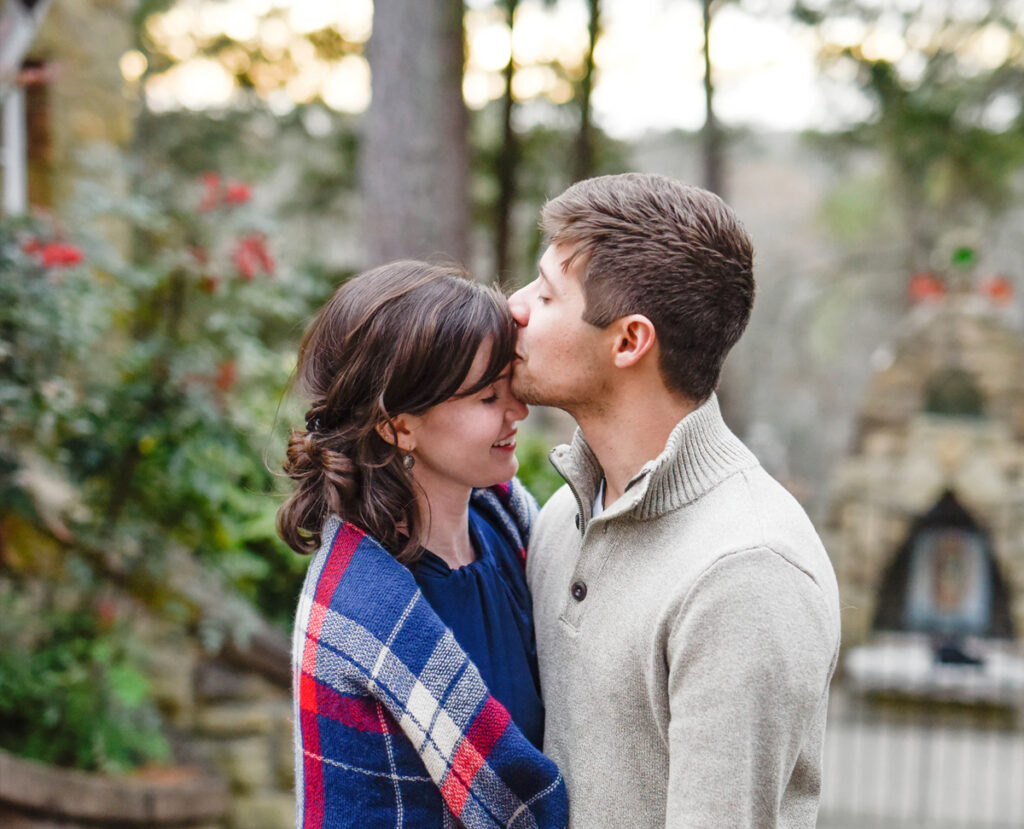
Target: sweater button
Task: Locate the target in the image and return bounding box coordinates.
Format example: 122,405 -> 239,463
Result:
571,580 -> 587,601
574,514 -> 581,529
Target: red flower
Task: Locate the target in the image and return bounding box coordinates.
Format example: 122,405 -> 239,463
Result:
39,242 -> 84,267
198,173 -> 251,210
215,360 -> 237,392
979,275 -> 1014,305
224,182 -> 251,205
232,233 -> 274,280
95,597 -> 118,630
908,271 -> 945,303
20,236 -> 43,255
198,172 -> 222,212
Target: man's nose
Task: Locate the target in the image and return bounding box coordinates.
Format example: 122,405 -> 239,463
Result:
507,395 -> 529,420
507,289 -> 529,326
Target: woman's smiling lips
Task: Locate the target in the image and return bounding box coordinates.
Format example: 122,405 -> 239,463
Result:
492,431 -> 517,451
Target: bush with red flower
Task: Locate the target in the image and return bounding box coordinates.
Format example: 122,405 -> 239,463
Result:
1,176 -> 322,646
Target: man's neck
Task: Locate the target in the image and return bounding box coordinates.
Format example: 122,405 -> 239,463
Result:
574,390 -> 700,508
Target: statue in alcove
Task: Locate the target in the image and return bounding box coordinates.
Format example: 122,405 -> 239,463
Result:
873,491 -> 1015,647
903,527 -> 991,637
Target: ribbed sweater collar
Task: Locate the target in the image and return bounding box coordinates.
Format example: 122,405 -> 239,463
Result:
549,393 -> 759,526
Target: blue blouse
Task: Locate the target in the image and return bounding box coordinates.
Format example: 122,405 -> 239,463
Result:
412,504 -> 545,748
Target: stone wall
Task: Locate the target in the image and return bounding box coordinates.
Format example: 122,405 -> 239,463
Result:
31,0 -> 136,207
0,648 -> 296,829
135,615 -> 296,829
0,511 -> 296,829
183,661 -> 295,829
0,748 -> 227,829
828,295 -> 1024,647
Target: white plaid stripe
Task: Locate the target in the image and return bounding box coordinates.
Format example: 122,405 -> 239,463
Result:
291,515 -> 342,825
306,602 -> 526,824
401,681 -> 439,752
293,502 -> 561,829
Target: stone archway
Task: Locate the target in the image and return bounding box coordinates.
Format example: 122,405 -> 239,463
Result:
872,490 -> 1015,640
923,367 -> 986,418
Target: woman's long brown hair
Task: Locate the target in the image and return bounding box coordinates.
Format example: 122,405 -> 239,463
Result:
277,260 -> 516,563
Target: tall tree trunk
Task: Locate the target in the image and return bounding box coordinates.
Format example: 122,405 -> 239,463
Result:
573,0 -> 600,183
361,0 -> 469,266
494,0 -> 519,284
701,0 -> 724,198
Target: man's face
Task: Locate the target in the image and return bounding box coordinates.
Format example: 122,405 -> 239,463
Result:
507,242 -> 610,410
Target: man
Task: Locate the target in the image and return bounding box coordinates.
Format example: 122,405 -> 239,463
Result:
508,173 -> 840,828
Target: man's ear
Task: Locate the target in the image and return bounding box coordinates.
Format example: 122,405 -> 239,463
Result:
610,314 -> 657,369
375,413 -> 421,453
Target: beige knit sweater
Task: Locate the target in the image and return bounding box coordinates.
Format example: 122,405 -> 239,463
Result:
527,395 -> 840,828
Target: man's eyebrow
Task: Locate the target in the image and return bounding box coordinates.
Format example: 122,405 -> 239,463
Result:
537,264 -> 557,293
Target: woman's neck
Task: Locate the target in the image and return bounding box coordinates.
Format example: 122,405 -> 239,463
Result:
412,476 -> 475,569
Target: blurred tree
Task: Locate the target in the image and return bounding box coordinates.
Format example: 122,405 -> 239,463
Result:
361,0 -> 470,265
493,0 -> 520,282
473,0 -> 627,284
701,0 -> 726,197
573,0 -> 602,182
794,0 -> 1024,271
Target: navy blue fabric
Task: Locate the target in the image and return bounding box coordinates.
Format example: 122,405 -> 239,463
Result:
413,504 -> 545,749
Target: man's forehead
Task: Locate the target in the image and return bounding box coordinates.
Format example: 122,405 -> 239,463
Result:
541,242 -> 585,283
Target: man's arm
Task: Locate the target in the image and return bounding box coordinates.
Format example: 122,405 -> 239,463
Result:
664,547 -> 837,828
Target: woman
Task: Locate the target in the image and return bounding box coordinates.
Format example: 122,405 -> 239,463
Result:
279,261 -> 567,829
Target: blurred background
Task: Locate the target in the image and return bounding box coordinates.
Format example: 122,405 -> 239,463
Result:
2,0 -> 1023,826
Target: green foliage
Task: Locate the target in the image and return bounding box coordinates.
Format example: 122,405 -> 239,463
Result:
817,173 -> 895,243
0,164 -> 326,769
515,431 -> 565,507
1,173 -> 317,630
0,577 -> 169,772
796,0 -> 1024,260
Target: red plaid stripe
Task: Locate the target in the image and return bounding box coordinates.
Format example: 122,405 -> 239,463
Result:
299,524 -> 364,827
315,683 -> 399,733
441,696 -> 512,819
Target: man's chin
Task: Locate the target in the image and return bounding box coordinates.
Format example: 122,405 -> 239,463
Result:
510,373 -> 547,407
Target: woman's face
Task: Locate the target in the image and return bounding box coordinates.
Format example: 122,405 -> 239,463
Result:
407,339 -> 529,494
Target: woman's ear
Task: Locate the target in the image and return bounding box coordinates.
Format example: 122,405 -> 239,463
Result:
610,314 -> 657,369
375,413 -> 421,453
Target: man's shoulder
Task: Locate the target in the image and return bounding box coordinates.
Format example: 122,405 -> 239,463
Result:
535,483 -> 578,526
526,485 -> 577,576
739,467 -> 832,564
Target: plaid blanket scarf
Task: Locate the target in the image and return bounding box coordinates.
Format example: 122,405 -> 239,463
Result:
293,479 -> 568,828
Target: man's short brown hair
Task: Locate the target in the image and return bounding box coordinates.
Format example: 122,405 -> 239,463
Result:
541,173 -> 754,402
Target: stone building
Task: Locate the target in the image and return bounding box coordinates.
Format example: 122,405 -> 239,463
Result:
19,0 -> 136,208
828,279 -> 1024,701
